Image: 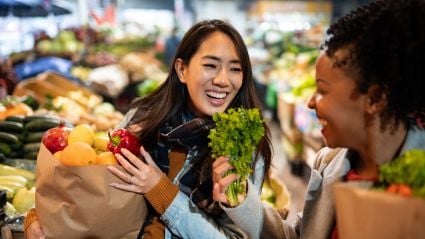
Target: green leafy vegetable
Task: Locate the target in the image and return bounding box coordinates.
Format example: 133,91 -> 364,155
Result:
208,108 -> 265,206
379,149 -> 425,198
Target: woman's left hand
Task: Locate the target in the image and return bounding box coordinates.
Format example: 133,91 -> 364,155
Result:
108,146 -> 163,194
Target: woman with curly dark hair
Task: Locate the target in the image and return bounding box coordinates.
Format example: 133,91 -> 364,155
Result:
212,0 -> 425,238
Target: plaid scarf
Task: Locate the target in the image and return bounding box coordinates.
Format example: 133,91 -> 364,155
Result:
153,111 -> 221,215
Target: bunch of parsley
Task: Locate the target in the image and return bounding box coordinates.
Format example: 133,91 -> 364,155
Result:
208,108 -> 265,206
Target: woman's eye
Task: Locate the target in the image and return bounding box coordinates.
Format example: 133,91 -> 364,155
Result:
231,67 -> 242,72
203,64 -> 217,69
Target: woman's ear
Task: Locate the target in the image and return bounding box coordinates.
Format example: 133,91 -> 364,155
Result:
366,85 -> 387,114
175,58 -> 186,83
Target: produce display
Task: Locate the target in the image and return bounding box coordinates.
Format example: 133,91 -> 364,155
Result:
0,164 -> 35,217
0,115 -> 73,161
208,108 -> 265,207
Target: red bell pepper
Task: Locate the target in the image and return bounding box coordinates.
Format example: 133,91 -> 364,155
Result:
108,129 -> 141,155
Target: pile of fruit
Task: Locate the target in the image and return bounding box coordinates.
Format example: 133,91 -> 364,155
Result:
43,123 -> 140,166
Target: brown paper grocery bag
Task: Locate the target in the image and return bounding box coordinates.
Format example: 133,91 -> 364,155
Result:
35,144 -> 147,239
334,182 -> 425,239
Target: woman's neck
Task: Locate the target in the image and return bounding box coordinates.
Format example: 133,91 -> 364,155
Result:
356,123 -> 407,178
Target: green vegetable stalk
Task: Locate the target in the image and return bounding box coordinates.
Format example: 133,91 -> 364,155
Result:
208,108 -> 265,207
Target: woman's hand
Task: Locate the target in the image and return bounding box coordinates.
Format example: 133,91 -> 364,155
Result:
212,156 -> 245,205
108,146 -> 163,194
25,220 -> 45,239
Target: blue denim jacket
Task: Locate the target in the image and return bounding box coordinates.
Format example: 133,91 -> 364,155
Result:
161,155 -> 265,239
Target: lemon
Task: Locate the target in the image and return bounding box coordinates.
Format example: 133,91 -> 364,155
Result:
68,124 -> 96,145
93,135 -> 110,152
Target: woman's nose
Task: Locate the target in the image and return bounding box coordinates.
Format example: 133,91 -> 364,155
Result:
212,68 -> 230,86
307,94 -> 316,109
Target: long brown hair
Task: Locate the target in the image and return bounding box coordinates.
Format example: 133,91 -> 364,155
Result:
129,19 -> 272,182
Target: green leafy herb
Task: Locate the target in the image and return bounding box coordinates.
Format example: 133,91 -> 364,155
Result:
379,149 -> 425,198
208,108 -> 265,206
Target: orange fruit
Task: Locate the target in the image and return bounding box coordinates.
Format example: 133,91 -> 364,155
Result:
60,142 -> 97,166
68,124 -> 96,145
96,151 -> 118,165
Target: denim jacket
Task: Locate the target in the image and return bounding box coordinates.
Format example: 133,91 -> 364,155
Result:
161,155 -> 265,239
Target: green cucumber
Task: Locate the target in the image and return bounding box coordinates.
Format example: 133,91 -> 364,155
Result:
25,132 -> 44,143
23,115 -> 59,124
23,142 -> 41,153
0,143 -> 11,156
24,151 -> 38,160
4,116 -> 24,123
0,132 -> 20,145
0,121 -> 24,133
25,118 -> 60,132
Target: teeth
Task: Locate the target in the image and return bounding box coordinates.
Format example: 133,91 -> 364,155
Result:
319,119 -> 328,126
206,91 -> 227,99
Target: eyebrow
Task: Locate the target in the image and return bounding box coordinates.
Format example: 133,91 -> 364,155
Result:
202,55 -> 241,64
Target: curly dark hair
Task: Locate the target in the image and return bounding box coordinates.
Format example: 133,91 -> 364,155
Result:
322,0 -> 425,127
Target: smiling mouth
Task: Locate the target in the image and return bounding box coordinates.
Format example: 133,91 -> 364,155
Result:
206,91 -> 227,99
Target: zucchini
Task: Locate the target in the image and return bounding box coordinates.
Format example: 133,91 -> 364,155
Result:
23,142 -> 41,153
0,121 -> 24,133
0,181 -> 24,192
0,164 -> 35,182
4,115 -> 24,123
0,175 -> 28,188
0,143 -> 11,156
25,132 -> 44,143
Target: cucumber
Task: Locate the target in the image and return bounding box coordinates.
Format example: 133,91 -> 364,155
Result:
8,151 -> 25,159
25,118 -> 60,132
0,132 -> 20,145
25,132 -> 44,143
24,151 -> 38,160
0,121 -> 24,133
0,143 -> 11,156
4,115 -> 24,123
23,142 -> 41,153
25,118 -> 73,132
23,115 -> 59,124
